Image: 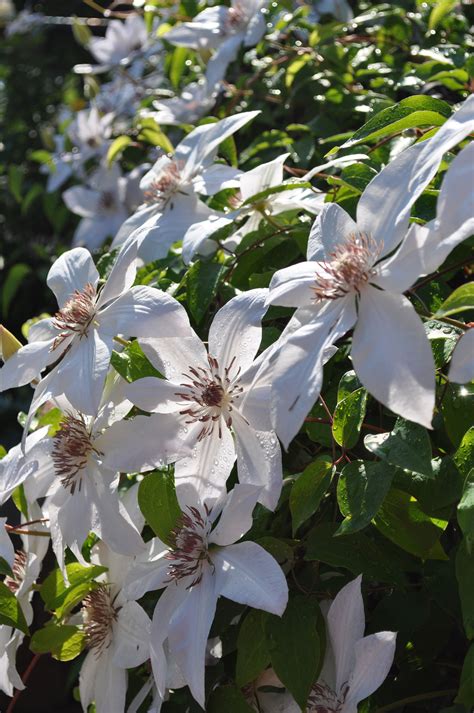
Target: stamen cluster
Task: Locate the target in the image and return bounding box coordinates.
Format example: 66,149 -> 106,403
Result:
51,282 -> 97,349
175,354 -> 244,440
308,681 -> 349,713
223,3 -> 247,32
83,584 -> 119,657
143,162 -> 182,208
313,232 -> 382,301
165,505 -> 212,587
52,413 -> 98,494
4,550 -> 28,594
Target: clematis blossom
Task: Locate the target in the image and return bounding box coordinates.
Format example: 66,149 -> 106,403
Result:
78,488 -> 151,713
123,484 -> 288,708
112,111 -> 259,262
182,152 -> 367,262
63,164 -> 143,251
123,288 -> 283,510
0,504 -> 49,697
265,95 -> 474,446
0,238 -> 190,416
256,576 -> 396,713
145,79 -> 219,127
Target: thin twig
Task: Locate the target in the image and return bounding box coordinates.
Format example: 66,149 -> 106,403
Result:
374,688 -> 457,713
6,654 -> 42,713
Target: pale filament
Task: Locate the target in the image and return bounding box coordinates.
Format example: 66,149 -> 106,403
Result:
313,232 -> 382,301
83,584 -> 120,658
4,550 -> 28,594
308,681 -> 349,713
143,161 -> 182,208
52,413 -> 100,494
175,354 -> 244,440
165,505 -> 213,588
51,282 -> 97,349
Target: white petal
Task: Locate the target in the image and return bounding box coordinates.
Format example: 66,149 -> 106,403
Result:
174,422 -> 236,508
232,411 -> 283,511
112,601 -> 151,668
240,154 -> 288,202
123,540 -> 170,600
47,247 -> 99,307
193,164 -> 242,195
150,583 -> 188,700
431,140 -> 474,244
345,631 -> 397,707
111,204 -> 158,251
99,286 -> 190,339
62,186 -> 99,218
97,237 -> 138,308
182,213 -> 235,264
374,222 -> 429,293
98,413 -> 190,472
267,262 -> 318,308
209,484 -> 261,546
125,377 -> 183,413
209,288 -> 268,374
213,541 -> 288,615
54,331 -> 114,416
0,338 -> 59,391
307,203 -> 358,261
352,287 -> 435,428
205,35 -> 243,86
167,569 -> 218,707
0,520 -> 14,568
139,333 -> 207,380
449,329 -> 474,384
91,470 -> 144,557
327,575 -> 365,692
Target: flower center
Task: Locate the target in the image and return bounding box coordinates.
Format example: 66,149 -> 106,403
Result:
143,161 -> 182,208
165,505 -> 213,587
99,190 -> 116,211
175,354 -> 244,440
4,550 -> 27,594
313,232 -> 382,301
51,282 -> 97,349
223,3 -> 247,33
83,584 -> 120,657
52,413 -> 99,494
308,682 -> 349,713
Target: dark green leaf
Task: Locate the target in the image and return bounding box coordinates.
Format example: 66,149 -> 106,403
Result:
110,340 -> 162,383
138,470 -> 181,545
186,260 -> 226,325
207,685 -> 254,712
332,387 -> 368,449
40,563 -> 107,614
456,538 -> 474,639
0,581 -> 29,634
435,283 -> 474,318
364,418 -> 433,478
336,460 -> 395,535
30,623 -> 86,661
235,609 -> 270,687
289,457 -> 334,535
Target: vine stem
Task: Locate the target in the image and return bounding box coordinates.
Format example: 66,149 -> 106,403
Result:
6,654 -> 42,713
113,335 -> 131,347
304,416 -> 386,433
374,688 -> 457,712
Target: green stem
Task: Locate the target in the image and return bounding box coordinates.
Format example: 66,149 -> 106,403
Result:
375,688 -> 457,713
420,313 -> 469,331
113,335 -> 131,347
261,210 -> 285,231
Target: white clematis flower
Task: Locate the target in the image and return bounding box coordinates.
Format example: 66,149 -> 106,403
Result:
257,576 -> 396,713
165,0 -> 268,85
265,96 -> 474,446
124,288 -> 283,510
79,488 -> 151,713
112,111 -> 259,262
63,164 -> 143,251
0,520 -> 14,571
124,484 -> 288,708
0,238 -> 190,416
145,79 -> 219,127
0,504 -> 49,697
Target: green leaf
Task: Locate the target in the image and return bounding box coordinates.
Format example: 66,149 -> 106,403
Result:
456,643 -> 474,705
289,457 -> 334,535
40,563 -> 107,615
0,582 -> 29,634
435,283 -> 474,318
373,488 -> 448,560
364,418 -> 433,478
332,387 -> 368,449
458,469 -> 474,546
455,427 -> 474,479
305,522 -> 406,585
110,340 -> 162,383
441,382 -> 474,447
170,46 -> 189,89
2,264 -> 31,317
337,370 -> 362,401
8,165 -> 23,203
207,685 -> 254,713
12,484 -> 29,519
264,597 -> 323,711
336,460 -> 395,535
137,118 -> 174,153
218,135 -> 238,168
241,181 -> 312,207
30,623 -> 86,661
428,0 -> 457,30
138,470 -> 181,545
342,96 -> 451,147
235,609 -> 270,687
106,135 -> 132,166
186,260 -> 226,325
456,538 -> 474,639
